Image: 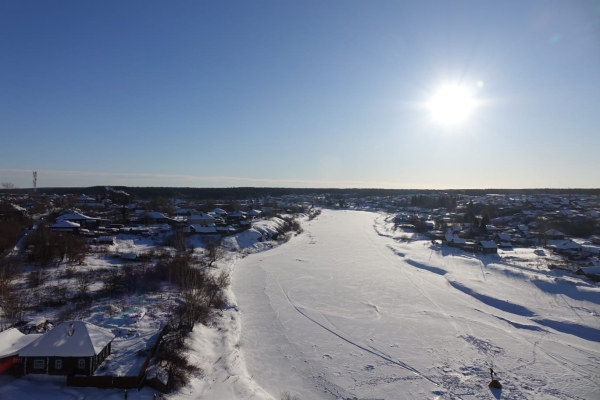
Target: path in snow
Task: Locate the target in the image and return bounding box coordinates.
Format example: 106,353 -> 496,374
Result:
233,210 -> 600,400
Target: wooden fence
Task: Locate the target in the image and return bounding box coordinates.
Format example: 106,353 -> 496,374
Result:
67,325 -> 169,390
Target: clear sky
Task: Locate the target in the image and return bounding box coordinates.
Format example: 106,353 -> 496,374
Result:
1,0 -> 599,189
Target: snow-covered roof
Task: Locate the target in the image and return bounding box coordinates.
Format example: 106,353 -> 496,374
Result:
10,203 -> 27,212
188,212 -> 216,222
0,329 -> 43,358
51,220 -> 80,228
581,266 -> 600,276
212,208 -> 227,215
495,233 -> 511,241
19,321 -> 115,357
552,241 -> 581,250
57,212 -> 95,221
183,224 -> 217,234
545,229 -> 564,236
478,241 -> 498,249
228,210 -> 246,217
248,209 -> 262,216
144,211 -> 166,219
25,317 -> 47,328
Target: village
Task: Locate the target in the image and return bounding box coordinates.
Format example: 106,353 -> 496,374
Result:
0,187 -> 599,397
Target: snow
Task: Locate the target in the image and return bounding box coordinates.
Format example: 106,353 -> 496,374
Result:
222,218 -> 287,253
56,212 -> 95,221
0,329 -> 42,358
51,220 -> 80,228
187,212 -> 216,224
20,321 -> 115,357
2,210 -> 599,399
230,210 -> 600,399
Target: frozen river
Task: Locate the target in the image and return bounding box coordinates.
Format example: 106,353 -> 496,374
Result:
233,210 -> 600,400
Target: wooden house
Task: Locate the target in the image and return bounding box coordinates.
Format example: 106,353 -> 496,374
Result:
17,321 -> 114,376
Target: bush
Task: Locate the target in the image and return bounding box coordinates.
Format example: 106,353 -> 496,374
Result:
281,392 -> 301,400
156,341 -> 203,391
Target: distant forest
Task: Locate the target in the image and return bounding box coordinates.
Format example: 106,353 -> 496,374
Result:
13,186 -> 600,201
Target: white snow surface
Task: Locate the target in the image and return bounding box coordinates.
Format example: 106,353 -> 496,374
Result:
227,210 -> 600,400
0,329 -> 42,358
20,321 -> 115,357
2,211 -> 599,399
222,217 -> 287,253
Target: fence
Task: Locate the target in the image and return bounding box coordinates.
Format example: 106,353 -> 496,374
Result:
67,325 -> 169,390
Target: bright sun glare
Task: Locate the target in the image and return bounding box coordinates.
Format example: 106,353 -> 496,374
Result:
429,85 -> 474,125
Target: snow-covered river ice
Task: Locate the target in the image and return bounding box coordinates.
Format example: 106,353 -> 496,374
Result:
233,210 -> 600,400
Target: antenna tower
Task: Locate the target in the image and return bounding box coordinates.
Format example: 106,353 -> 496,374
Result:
33,171 -> 37,194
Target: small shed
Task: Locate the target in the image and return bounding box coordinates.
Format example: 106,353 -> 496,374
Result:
475,241 -> 498,254
97,236 -> 115,245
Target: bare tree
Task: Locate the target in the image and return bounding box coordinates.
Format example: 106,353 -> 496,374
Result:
51,281 -> 70,304
156,341 -> 203,391
1,182 -> 16,200
204,240 -> 228,268
75,270 -> 92,299
65,235 -> 87,265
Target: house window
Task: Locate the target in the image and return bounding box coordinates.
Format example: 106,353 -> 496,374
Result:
34,359 -> 45,369
78,359 -> 85,369
55,359 -> 62,369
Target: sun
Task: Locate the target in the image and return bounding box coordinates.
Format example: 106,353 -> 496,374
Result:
428,85 -> 474,124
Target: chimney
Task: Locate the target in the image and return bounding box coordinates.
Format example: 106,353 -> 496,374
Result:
68,323 -> 74,336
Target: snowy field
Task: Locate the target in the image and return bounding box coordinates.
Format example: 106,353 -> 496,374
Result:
231,210 -> 600,399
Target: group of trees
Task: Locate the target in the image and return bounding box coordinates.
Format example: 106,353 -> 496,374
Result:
409,194 -> 457,211
0,255 -> 24,328
27,225 -> 87,270
161,253 -> 230,329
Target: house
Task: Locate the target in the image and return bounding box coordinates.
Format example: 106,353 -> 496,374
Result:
247,209 -> 262,219
17,321 -> 114,376
494,233 -> 511,243
577,266 -> 600,282
76,195 -> 96,204
423,220 -> 435,230
183,224 -> 217,234
51,220 -> 80,233
444,230 -> 466,247
97,236 -> 115,245
485,225 -> 499,233
0,329 -> 42,375
548,240 -> 581,254
475,241 -> 498,254
211,208 -> 228,217
187,212 -> 216,226
545,229 -> 565,240
141,211 -> 168,224
226,210 -> 246,224
56,212 -> 99,228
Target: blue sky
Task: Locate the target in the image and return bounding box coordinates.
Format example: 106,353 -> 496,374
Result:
1,0 -> 599,189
